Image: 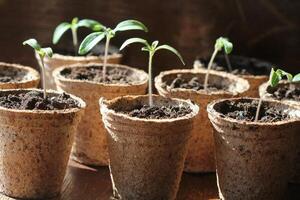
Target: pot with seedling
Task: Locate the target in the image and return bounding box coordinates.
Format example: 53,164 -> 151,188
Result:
0,62 -> 40,89
259,69 -> 300,183
155,37 -> 250,173
100,37 -> 199,200
39,17 -> 122,90
207,68 -> 300,200
0,38 -> 85,199
53,20 -> 148,166
194,38 -> 273,97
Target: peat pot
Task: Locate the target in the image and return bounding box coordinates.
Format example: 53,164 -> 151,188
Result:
100,95 -> 199,200
53,63 -> 148,166
155,68 -> 249,172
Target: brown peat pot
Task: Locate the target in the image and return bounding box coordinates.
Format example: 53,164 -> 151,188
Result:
36,51 -> 122,89
155,68 -> 249,172
0,62 -> 40,89
207,98 -> 300,200
100,95 -> 199,200
259,81 -> 300,183
0,89 -> 85,199
53,63 -> 148,166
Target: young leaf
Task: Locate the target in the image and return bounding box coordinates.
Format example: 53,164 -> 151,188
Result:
293,73 -> 300,82
77,19 -> 105,31
78,32 -> 106,55
215,37 -> 233,54
52,22 -> 72,44
276,69 -> 293,81
120,38 -> 149,51
41,47 -> 53,58
114,20 -> 148,32
269,68 -> 280,87
156,44 -> 185,65
23,38 -> 41,50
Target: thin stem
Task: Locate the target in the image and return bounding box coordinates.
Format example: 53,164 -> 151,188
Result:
103,35 -> 111,81
224,52 -> 232,72
254,96 -> 264,122
39,54 -> 47,99
71,27 -> 78,56
148,51 -> 154,107
204,48 -> 219,91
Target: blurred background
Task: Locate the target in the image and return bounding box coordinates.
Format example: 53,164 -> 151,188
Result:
0,0 -> 299,75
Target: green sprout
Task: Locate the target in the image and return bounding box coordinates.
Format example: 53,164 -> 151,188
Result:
23,38 -> 53,98
254,68 -> 300,122
78,20 -> 148,81
204,37 -> 233,91
53,17 -> 102,55
120,38 -> 185,106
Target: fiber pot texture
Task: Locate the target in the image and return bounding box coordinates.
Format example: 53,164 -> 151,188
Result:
0,62 -> 40,89
100,95 -> 199,200
0,89 -> 85,199
36,51 -> 122,89
155,69 -> 249,172
259,81 -> 300,183
53,63 -> 148,166
207,98 -> 300,200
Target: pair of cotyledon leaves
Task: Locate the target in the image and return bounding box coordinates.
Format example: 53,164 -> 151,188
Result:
23,39 -> 53,58
269,68 -> 300,87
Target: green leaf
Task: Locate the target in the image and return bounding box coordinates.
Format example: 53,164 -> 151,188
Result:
23,38 -> 41,50
119,38 -> 149,51
215,37 -> 233,54
71,17 -> 79,26
41,47 -> 53,58
52,22 -> 71,44
269,68 -> 281,87
77,19 -> 105,31
78,32 -> 106,55
151,41 -> 159,49
156,44 -> 185,65
292,73 -> 300,82
276,69 -> 293,81
114,20 -> 148,33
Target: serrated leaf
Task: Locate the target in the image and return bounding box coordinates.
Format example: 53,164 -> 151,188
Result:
215,37 -> 233,54
52,22 -> 71,44
156,44 -> 185,65
77,19 -> 105,31
23,38 -> 41,50
41,47 -> 53,58
119,38 -> 149,51
114,20 -> 148,32
78,32 -> 106,55
292,73 -> 300,82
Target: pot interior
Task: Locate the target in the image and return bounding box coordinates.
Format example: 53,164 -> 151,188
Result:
161,71 -> 248,94
0,64 -> 29,83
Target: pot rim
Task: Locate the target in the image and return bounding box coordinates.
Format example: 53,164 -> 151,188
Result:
207,97 -> 300,127
42,52 -> 122,62
100,94 -> 199,123
0,62 -> 40,85
155,68 -> 250,96
53,63 -> 148,87
0,88 -> 86,114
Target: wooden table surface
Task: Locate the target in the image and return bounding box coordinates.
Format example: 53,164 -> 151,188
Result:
0,160 -> 299,200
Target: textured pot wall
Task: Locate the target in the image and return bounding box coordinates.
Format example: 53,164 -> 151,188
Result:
0,0 -> 299,75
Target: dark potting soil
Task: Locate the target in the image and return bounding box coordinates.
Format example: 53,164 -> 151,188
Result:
268,85 -> 300,101
0,91 -> 79,110
124,104 -> 192,119
61,66 -> 137,84
218,100 -> 289,122
196,55 -> 272,76
0,66 -> 27,83
167,74 -> 225,91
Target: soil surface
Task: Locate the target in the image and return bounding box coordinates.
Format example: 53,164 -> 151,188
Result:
0,90 -> 79,110
61,66 -> 138,84
124,104 -> 192,119
218,99 -> 289,122
267,84 -> 300,101
167,74 -> 225,91
0,66 -> 27,83
196,55 -> 272,76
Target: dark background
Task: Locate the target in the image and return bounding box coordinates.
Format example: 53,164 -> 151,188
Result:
0,0 -> 299,75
